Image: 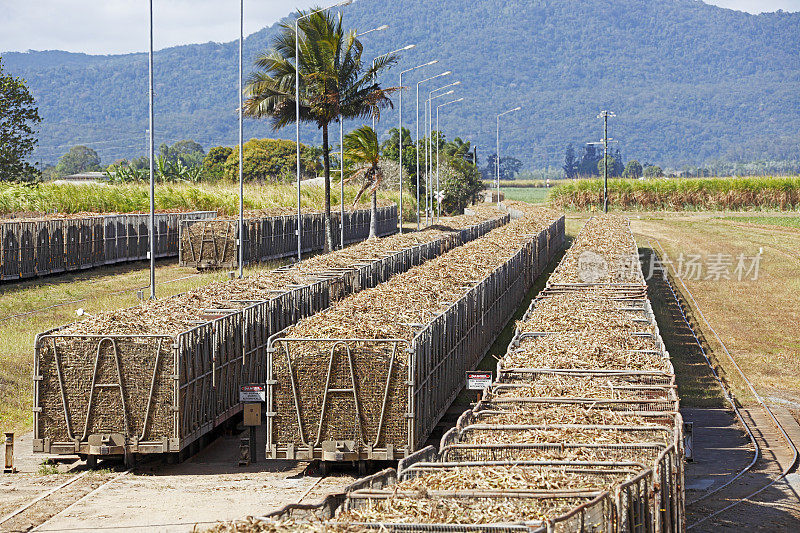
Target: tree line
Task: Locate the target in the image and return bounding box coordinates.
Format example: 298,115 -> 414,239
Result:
561,143 -> 663,180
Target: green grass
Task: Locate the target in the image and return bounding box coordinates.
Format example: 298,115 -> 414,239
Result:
502,187 -> 551,204
720,215 -> 800,228
0,182 -> 415,219
629,212 -> 800,405
551,176 -> 800,211
486,179 -> 546,188
37,460 -> 60,475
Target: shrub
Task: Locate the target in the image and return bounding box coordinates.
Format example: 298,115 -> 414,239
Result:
222,139 -> 320,182
202,146 -> 233,180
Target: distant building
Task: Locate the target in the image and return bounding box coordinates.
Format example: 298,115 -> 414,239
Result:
57,171 -> 108,182
49,171 -> 111,186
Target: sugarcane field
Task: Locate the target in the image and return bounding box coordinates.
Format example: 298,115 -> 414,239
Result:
3,1 -> 800,532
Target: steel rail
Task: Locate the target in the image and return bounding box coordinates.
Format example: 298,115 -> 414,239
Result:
295,475 -> 327,505
651,239 -> 800,529
646,243 -> 760,506
30,469 -> 132,532
0,471 -> 91,526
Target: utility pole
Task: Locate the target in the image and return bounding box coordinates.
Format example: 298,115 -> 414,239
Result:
597,110 -> 616,213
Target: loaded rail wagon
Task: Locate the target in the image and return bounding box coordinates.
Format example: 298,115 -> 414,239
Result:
32,209 -> 508,464
264,210 -> 565,463
260,214 -> 685,532
1,211 -> 216,282
33,286 -> 316,463
179,205 -> 398,270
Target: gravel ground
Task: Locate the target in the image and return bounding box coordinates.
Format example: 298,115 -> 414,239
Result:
0,428 -> 356,533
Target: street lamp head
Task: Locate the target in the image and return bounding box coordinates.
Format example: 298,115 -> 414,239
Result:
443,90 -> 455,96
402,59 -> 439,75
498,106 -> 522,118
430,80 -> 460,97
439,97 -> 464,109
358,23 -> 389,36
301,0 -> 354,21
403,44 -> 416,50
442,70 -> 452,76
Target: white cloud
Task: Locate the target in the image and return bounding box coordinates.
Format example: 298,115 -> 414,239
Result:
704,0 -> 800,13
0,0 -> 318,55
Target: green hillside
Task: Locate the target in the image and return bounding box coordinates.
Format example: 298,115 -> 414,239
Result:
3,0 -> 800,169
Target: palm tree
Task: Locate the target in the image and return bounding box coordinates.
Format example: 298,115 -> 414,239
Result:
244,9 -> 396,252
444,137 -> 471,159
343,125 -> 384,238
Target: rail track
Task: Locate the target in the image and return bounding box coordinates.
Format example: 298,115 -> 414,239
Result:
261,214 -> 685,531
650,239 -> 800,530
0,457 -> 352,532
0,470 -> 90,528
0,467 -> 128,532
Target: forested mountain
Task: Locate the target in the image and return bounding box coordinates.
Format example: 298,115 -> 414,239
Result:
3,0 -> 800,169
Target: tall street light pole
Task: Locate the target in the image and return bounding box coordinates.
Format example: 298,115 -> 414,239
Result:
425,81 -> 460,224
238,0 -> 244,278
415,70 -> 451,230
496,106 -> 521,207
597,110 -> 616,213
339,116 -> 345,248
424,98 -> 431,224
427,89 -> 456,222
295,0 -> 352,261
436,97 -> 464,222
398,60 -> 438,233
148,0 -> 155,299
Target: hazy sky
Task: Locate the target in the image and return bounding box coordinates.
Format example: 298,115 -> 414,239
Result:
1,0 -> 799,55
